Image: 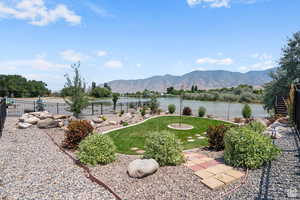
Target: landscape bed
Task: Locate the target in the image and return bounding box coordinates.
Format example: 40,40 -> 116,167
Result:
106,116 -> 232,154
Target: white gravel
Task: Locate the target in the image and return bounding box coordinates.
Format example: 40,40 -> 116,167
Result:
0,117 -> 116,200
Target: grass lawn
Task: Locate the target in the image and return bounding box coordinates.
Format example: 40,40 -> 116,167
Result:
106,116 -> 231,155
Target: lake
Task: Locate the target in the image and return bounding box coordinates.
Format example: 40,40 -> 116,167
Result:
108,97 -> 268,119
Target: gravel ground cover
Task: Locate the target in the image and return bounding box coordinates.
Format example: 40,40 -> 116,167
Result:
0,117 -> 116,200
225,127 -> 300,200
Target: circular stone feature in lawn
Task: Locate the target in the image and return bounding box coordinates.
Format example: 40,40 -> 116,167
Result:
168,123 -> 194,130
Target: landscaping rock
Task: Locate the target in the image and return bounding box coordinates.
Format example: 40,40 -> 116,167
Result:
19,114 -> 30,122
37,118 -> 59,129
29,111 -> 53,120
53,114 -> 68,120
92,118 -> 104,124
24,116 -> 40,125
17,122 -> 32,129
108,121 -> 117,126
127,159 -> 159,178
144,114 -> 151,119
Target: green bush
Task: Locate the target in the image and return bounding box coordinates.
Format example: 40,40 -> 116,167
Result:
245,121 -> 266,134
207,124 -> 230,151
168,104 -> 176,114
198,106 -> 206,117
242,104 -> 252,118
77,134 -> 116,165
182,107 -> 192,116
224,127 -> 281,169
140,107 -> 146,116
144,131 -> 184,166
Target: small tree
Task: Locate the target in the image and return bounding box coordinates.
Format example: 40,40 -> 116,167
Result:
168,104 -> 176,114
112,93 -> 119,111
149,95 -> 160,114
198,106 -> 206,117
63,62 -> 89,118
242,104 -> 252,119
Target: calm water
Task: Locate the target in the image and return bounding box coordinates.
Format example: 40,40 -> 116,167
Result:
103,97 -> 268,119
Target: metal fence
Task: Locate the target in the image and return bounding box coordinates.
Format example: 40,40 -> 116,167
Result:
294,84 -> 300,132
0,99 -> 7,137
6,100 -> 151,117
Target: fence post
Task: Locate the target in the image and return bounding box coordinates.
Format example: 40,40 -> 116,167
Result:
33,101 -> 36,112
120,103 -> 123,112
101,103 -> 103,115
92,103 -> 94,115
126,102 -> 129,113
57,103 -> 59,114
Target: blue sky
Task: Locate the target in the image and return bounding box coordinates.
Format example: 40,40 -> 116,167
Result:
0,0 -> 299,90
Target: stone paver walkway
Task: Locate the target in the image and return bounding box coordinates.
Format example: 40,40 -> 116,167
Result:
183,152 -> 245,190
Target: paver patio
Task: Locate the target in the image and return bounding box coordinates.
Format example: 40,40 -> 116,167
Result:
183,151 -> 245,190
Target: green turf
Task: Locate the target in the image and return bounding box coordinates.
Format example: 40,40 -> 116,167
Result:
106,116 -> 231,155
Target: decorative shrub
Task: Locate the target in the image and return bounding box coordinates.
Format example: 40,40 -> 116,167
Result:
198,106 -> 206,117
242,104 -> 252,118
144,131 -> 184,166
245,121 -> 266,134
77,134 -> 116,165
224,127 -> 281,169
207,124 -> 231,151
100,115 -> 107,121
119,110 -> 125,117
140,107 -> 146,116
182,107 -> 192,116
168,104 -> 176,114
122,121 -> 129,126
62,120 -> 94,149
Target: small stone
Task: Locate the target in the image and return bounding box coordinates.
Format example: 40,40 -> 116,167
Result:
127,159 -> 159,178
188,136 -> 193,139
198,136 -> 205,139
187,139 -> 195,142
53,114 -> 68,120
92,118 -> 104,124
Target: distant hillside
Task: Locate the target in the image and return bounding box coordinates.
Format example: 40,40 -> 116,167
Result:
105,68 -> 274,93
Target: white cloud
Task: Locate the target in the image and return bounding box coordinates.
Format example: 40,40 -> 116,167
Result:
96,50 -> 108,57
136,63 -> 142,68
86,2 -> 114,18
0,0 -> 81,26
186,0 -> 258,8
196,57 -> 234,65
239,60 -> 274,72
60,50 -> 89,62
251,53 -> 273,61
240,53 -> 274,72
0,56 -> 68,71
187,0 -> 231,8
104,60 -> 123,68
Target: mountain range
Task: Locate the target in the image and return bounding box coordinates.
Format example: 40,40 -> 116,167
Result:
106,68 -> 275,93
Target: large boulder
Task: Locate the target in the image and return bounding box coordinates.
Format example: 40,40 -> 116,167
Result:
53,114 -> 68,120
127,159 -> 159,178
108,121 -> 117,126
37,118 -> 59,129
29,111 -> 53,120
18,122 -> 32,129
24,116 -> 40,125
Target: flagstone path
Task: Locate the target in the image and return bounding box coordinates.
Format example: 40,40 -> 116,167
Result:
183,151 -> 245,190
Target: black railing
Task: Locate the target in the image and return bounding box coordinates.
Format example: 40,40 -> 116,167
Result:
6,99 -> 151,117
0,98 -> 7,137
294,84 -> 300,132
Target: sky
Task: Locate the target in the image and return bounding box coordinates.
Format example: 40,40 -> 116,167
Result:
0,0 -> 299,91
